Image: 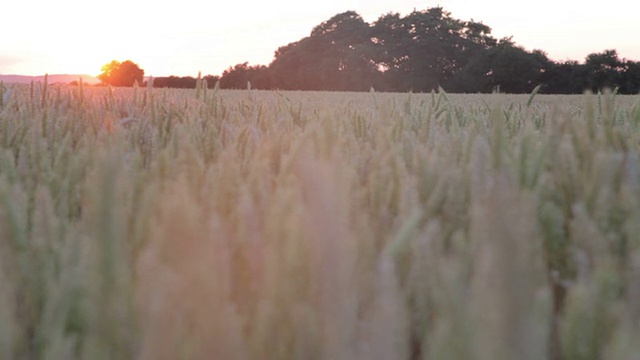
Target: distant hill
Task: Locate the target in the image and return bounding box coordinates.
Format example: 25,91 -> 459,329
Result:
0,74 -> 100,85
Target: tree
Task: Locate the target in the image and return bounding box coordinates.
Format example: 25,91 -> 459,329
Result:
584,50 -> 625,92
269,11 -> 381,91
448,40 -> 549,93
540,51 -> 640,94
371,8 -> 497,92
621,61 -> 640,94
539,61 -> 587,94
219,63 -> 272,89
98,60 -> 144,87
267,8 -> 500,92
153,76 -> 197,88
152,75 -> 220,89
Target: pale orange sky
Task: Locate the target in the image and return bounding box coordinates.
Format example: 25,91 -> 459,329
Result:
1,0 -> 639,77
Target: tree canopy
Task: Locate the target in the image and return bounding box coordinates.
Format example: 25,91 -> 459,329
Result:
151,7 -> 640,94
98,60 -> 144,87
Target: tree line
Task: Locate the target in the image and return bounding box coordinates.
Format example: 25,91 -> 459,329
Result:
100,8 -> 640,94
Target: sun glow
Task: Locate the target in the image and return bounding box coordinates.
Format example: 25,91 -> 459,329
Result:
1,0 -> 639,77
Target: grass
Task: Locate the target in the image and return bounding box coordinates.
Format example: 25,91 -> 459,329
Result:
1,81 -> 639,359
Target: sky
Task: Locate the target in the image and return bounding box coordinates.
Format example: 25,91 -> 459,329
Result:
2,0 -> 639,77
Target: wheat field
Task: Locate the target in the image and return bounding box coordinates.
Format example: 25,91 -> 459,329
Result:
1,80 -> 640,360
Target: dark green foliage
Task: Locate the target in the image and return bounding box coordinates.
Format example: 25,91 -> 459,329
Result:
213,8 -> 640,94
219,63 -> 271,89
136,7 -> 640,94
269,11 -> 379,91
448,40 -> 549,93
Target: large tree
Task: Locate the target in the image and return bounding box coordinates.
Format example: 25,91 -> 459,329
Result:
269,11 -> 380,91
268,8 -> 498,92
371,7 -> 497,92
98,60 -> 144,87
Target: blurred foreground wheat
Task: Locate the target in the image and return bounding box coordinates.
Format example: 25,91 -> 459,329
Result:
1,81 -> 640,360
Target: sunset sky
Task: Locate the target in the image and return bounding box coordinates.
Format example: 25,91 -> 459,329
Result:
2,0 -> 639,77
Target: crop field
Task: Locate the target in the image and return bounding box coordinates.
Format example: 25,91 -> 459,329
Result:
1,80 -> 640,360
